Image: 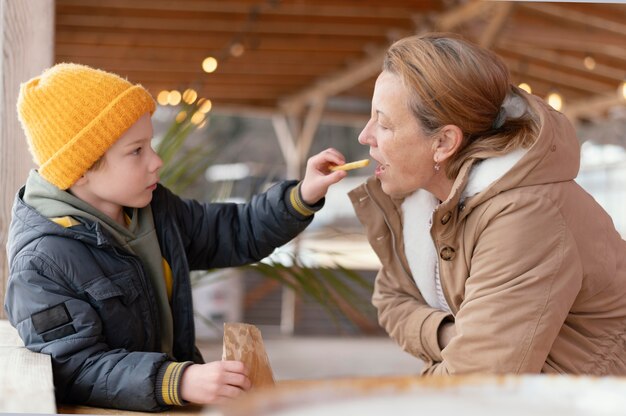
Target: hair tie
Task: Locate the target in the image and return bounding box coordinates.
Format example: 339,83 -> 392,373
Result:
491,93 -> 527,130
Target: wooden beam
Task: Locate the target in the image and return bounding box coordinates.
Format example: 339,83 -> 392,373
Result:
435,0 -> 489,31
279,49 -> 386,115
297,97 -> 327,162
479,2 -> 515,48
56,14 -> 397,38
54,56 -> 339,76
56,31 -> 377,52
564,93 -> 625,121
55,44 -> 359,64
1,0 -> 53,320
498,24 -> 626,56
280,1 -> 489,115
500,57 -> 616,96
499,41 -> 626,83
520,3 -> 626,37
272,114 -> 298,178
57,0 -> 432,20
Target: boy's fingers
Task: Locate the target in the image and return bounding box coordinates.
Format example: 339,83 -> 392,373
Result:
220,360 -> 248,375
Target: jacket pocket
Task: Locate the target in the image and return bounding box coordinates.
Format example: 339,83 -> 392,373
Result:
83,273 -> 147,350
85,274 -> 139,306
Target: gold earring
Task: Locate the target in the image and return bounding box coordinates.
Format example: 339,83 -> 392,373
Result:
434,157 -> 440,172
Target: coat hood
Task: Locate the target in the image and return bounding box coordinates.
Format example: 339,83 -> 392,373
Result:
447,91 -> 580,212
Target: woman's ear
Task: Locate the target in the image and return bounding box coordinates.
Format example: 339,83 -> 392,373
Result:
433,125 -> 463,163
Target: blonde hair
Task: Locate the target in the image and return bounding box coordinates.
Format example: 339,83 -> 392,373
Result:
383,33 -> 539,179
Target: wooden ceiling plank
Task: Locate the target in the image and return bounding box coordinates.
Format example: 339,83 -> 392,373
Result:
499,41 -> 626,83
55,43 -> 360,65
56,14 -> 396,38
57,0 -> 428,20
501,57 -> 616,95
281,1 -> 490,114
435,0 -> 489,31
520,3 -> 626,37
56,30 -> 381,53
55,55 -> 341,75
479,2 -> 515,48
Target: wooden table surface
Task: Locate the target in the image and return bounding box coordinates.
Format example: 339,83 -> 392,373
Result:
0,319 -> 57,414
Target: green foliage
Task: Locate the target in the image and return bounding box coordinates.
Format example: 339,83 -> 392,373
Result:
155,102 -> 215,195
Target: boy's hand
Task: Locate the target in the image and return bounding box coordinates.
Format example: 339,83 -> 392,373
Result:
179,361 -> 251,405
300,148 -> 348,205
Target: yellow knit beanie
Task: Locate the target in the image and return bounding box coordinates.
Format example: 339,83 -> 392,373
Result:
17,63 -> 156,190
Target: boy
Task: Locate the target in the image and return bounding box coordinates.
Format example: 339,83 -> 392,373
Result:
4,63 -> 348,411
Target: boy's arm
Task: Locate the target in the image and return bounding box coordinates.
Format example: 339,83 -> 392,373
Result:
4,254 -> 182,412
155,148 -> 348,270
156,180 -> 319,270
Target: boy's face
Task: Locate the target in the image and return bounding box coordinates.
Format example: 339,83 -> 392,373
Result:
72,113 -> 162,221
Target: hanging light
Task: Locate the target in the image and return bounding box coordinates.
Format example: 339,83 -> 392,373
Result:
546,91 -> 563,111
167,90 -> 182,106
157,90 -> 170,106
583,55 -> 596,71
230,42 -> 245,57
182,89 -> 198,104
197,98 -> 213,114
190,111 -> 206,125
518,83 -> 532,94
620,79 -> 626,100
202,57 -> 218,73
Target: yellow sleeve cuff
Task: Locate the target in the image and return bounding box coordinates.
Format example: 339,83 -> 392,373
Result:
289,183 -> 316,217
156,361 -> 193,406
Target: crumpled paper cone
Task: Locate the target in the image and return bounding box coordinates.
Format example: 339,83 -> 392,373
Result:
222,323 -> 276,389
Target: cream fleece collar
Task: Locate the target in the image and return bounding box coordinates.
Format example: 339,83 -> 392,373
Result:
401,148 -> 527,309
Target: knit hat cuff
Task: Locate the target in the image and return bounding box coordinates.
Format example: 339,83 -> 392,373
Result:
39,85 -> 156,190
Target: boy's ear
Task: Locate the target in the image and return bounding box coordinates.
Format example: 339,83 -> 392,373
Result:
433,124 -> 463,163
72,174 -> 88,187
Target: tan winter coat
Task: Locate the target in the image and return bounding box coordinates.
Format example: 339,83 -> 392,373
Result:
349,95 -> 626,376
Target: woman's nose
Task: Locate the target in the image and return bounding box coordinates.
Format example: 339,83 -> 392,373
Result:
358,122 -> 375,146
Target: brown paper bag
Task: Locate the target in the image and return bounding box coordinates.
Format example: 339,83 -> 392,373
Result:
222,322 -> 276,389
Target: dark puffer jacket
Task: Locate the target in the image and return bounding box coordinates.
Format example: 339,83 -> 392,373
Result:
4,180 -> 314,411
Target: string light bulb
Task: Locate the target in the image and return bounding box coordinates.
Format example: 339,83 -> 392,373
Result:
167,90 -> 182,106
583,55 -> 596,71
157,90 -> 170,106
191,111 -> 206,125
230,42 -> 245,57
518,83 -> 532,94
202,57 -> 218,73
198,98 -> 213,114
620,79 -> 626,100
182,89 -> 198,104
547,91 -> 563,111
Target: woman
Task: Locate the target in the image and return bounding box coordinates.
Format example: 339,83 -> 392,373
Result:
349,33 -> 626,375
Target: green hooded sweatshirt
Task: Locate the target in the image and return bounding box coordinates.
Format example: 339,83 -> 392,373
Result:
23,170 -> 174,356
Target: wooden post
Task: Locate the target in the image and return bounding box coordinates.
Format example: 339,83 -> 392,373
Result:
0,0 -> 54,318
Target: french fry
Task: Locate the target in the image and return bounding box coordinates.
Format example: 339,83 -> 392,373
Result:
329,159 -> 370,172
